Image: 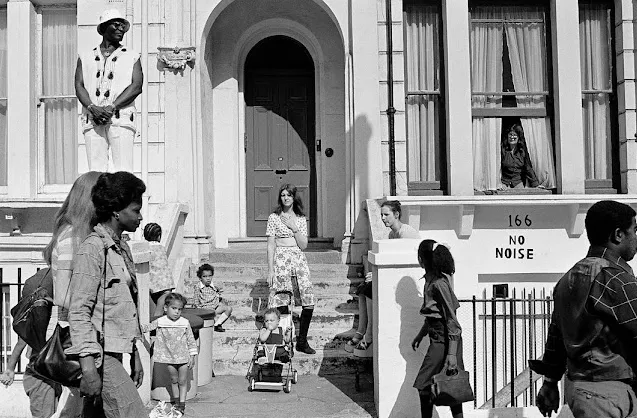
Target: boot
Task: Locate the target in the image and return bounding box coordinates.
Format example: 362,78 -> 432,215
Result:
296,308 -> 316,354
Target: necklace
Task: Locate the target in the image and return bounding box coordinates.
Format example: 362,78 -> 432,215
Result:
101,45 -> 117,58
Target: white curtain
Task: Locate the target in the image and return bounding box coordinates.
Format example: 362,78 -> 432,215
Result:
471,7 -> 503,191
504,7 -> 556,188
405,4 -> 440,182
0,9 -> 7,186
42,9 -> 77,184
580,4 -> 611,180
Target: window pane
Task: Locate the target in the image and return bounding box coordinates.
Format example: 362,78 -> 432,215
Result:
503,6 -> 548,109
42,9 -> 77,185
580,3 -> 612,181
0,9 -> 7,187
405,2 -> 442,183
470,6 -> 548,110
470,7 -> 503,109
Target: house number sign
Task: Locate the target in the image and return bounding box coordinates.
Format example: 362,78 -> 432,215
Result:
495,214 -> 535,260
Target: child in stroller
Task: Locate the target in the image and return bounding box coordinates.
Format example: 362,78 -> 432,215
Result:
247,303 -> 299,393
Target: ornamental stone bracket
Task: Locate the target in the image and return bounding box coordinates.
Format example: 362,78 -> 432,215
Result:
157,46 -> 196,71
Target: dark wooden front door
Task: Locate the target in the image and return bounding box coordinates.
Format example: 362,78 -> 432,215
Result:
245,73 -> 316,236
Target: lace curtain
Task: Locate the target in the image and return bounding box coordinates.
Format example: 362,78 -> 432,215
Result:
0,10 -> 7,186
42,9 -> 77,184
580,4 -> 612,180
405,3 -> 441,183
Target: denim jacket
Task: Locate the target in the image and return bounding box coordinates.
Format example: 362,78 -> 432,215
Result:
67,224 -> 141,359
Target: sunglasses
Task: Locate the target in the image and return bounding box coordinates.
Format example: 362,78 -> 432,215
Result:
108,21 -> 127,30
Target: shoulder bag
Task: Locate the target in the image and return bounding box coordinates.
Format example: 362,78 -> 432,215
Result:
10,268 -> 52,352
31,247 -> 108,389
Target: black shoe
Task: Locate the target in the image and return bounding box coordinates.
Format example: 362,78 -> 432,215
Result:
295,339 -> 316,355
214,325 -> 226,332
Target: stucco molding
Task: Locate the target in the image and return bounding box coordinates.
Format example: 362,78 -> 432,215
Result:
157,46 -> 196,70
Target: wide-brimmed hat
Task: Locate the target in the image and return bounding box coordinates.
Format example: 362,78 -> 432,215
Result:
97,9 -> 130,35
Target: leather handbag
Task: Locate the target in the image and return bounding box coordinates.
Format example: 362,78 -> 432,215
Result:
31,323 -> 82,387
10,268 -> 52,352
31,247 -> 107,391
431,366 -> 475,406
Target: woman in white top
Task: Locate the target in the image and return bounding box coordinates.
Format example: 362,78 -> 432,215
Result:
348,200 -> 420,357
266,184 -> 316,355
42,170 -> 102,417
382,200 -> 421,239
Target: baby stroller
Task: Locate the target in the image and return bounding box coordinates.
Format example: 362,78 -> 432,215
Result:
246,290 -> 299,393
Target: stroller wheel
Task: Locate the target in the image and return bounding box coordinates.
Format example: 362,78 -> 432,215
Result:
248,377 -> 256,392
292,370 -> 298,384
283,379 -> 292,393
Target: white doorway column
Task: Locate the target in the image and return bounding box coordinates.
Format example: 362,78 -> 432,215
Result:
163,0 -> 209,260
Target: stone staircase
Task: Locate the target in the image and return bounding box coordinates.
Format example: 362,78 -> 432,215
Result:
182,238 -> 365,376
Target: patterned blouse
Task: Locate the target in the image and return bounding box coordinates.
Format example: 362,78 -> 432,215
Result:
142,316 -> 198,364
192,282 -> 222,310
265,213 -> 308,238
148,242 -> 174,295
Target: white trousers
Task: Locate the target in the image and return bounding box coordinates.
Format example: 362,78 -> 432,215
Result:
84,124 -> 134,172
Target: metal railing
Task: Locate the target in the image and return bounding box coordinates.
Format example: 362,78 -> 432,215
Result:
459,288 -> 553,409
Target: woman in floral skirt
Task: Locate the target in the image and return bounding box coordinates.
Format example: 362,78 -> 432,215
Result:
266,184 -> 316,355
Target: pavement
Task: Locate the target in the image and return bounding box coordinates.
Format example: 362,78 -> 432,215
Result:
157,373 -> 376,418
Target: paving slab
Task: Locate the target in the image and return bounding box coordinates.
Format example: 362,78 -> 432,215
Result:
154,374 -> 376,418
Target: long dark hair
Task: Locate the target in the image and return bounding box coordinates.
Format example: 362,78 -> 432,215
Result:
274,184 -> 305,217
501,123 -> 529,156
418,239 -> 455,277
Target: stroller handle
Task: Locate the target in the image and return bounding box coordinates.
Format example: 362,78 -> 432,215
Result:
273,290 -> 294,297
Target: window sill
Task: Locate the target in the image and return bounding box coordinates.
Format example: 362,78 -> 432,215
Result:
408,189 -> 445,196
474,188 -> 553,196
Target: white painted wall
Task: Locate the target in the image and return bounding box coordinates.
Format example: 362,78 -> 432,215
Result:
369,196 -> 637,418
551,0 -> 585,195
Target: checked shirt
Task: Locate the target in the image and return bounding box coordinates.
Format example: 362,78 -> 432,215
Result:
531,246 -> 637,382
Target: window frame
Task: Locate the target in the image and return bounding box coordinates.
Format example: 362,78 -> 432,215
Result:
403,0 -> 447,195
469,0 -> 558,194
579,0 -> 619,193
36,5 -> 77,195
469,0 -> 554,119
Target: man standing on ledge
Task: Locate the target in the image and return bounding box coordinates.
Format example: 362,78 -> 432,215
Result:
75,9 -> 143,172
530,200 -> 637,418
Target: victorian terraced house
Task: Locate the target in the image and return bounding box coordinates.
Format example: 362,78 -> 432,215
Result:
1,0 -> 637,417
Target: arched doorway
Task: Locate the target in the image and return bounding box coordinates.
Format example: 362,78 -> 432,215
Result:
245,36 -> 316,236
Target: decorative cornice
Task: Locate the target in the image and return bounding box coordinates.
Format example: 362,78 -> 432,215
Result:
157,46 -> 196,70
